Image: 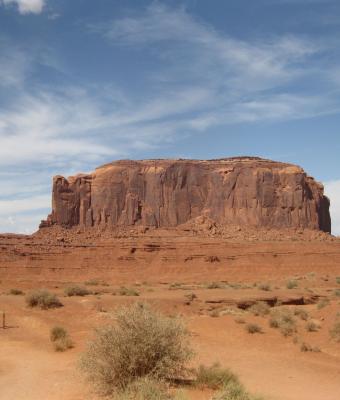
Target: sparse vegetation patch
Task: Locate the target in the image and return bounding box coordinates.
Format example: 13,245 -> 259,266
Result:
26,290 -> 63,310
80,303 -> 193,393
64,285 -> 91,297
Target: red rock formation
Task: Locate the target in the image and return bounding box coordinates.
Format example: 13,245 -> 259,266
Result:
41,157 -> 331,232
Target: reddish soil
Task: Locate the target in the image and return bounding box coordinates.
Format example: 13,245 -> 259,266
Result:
1,227 -> 340,399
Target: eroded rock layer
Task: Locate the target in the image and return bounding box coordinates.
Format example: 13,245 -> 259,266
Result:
41,157 -> 331,232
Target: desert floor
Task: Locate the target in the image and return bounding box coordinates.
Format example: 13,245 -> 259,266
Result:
1,232 -> 340,400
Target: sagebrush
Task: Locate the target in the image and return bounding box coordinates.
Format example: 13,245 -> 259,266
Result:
80,303 -> 193,393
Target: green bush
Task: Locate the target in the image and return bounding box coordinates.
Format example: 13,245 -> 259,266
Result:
26,290 -> 63,309
246,323 -> 262,334
64,285 -> 91,297
80,303 -> 193,393
195,363 -> 240,390
248,302 -> 270,317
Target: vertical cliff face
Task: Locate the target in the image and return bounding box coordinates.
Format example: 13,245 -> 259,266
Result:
41,157 -> 331,233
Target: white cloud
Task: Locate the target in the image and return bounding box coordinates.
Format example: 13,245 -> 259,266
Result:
1,0 -> 45,14
324,180 -> 340,236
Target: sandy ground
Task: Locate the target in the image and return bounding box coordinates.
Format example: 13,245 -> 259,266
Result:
1,232 -> 340,399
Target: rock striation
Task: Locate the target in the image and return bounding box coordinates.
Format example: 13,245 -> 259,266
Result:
40,157 -> 331,233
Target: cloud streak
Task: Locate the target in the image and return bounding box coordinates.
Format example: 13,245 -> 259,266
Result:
1,0 -> 45,14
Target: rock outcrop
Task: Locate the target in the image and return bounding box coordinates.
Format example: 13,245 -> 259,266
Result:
41,157 -> 331,233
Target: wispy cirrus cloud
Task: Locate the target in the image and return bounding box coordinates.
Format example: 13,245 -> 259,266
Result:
1,0 -> 45,14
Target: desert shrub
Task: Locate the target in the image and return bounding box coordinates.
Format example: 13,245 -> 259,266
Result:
9,288 -> 24,295
212,380 -> 263,400
50,326 -> 73,352
334,289 -> 340,297
210,309 -> 220,318
336,277 -> 340,285
195,363 -> 240,390
294,308 -> 309,321
64,285 -> 91,297
248,301 -> 270,317
317,298 -> 330,309
50,326 -> 67,342
286,280 -> 298,289
118,287 -> 140,296
54,336 -> 74,352
330,322 -> 340,342
257,282 -> 271,292
80,303 -> 193,393
300,342 -> 320,353
168,283 -> 183,290
115,377 -> 189,400
234,317 -> 246,324
269,308 -> 296,337
84,279 -> 109,286
246,323 -> 262,334
26,290 -> 63,309
305,321 -> 320,332
206,282 -> 224,289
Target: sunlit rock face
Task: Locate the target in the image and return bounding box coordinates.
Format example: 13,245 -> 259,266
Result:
41,157 -> 331,233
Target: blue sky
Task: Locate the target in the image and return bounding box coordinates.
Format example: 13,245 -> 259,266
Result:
1,0 -> 340,234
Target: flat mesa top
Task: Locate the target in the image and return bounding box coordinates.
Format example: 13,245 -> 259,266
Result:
95,156 -> 299,172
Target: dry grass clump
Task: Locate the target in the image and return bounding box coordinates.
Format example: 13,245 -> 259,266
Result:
257,282 -> 271,292
294,308 -> 309,321
286,280 -> 298,289
248,301 -> 270,317
64,285 -> 91,297
305,321 -> 320,332
330,322 -> 340,342
234,317 -> 246,324
80,303 -> 193,394
300,342 -> 321,353
26,289 -> 63,309
9,288 -> 24,295
206,282 -> 225,289
245,323 -> 262,334
212,381 -> 264,400
195,363 -> 240,390
50,326 -> 73,352
114,378 -> 189,400
269,308 -> 296,337
317,298 -> 330,309
117,287 -> 140,296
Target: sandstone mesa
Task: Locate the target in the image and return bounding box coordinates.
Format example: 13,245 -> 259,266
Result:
40,157 -> 331,233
